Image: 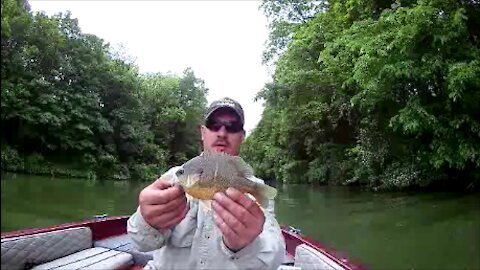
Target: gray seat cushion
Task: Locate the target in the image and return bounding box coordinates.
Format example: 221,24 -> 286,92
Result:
31,247 -> 133,270
1,227 -> 93,270
294,244 -> 345,270
94,234 -> 154,265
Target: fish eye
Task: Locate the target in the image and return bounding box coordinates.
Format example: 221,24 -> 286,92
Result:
177,168 -> 184,175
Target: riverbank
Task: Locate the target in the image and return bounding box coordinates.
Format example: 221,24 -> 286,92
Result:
1,160 -> 95,180
0,146 -> 158,181
2,145 -> 478,192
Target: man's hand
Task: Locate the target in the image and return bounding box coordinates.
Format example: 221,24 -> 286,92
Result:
212,187 -> 265,252
139,178 -> 189,230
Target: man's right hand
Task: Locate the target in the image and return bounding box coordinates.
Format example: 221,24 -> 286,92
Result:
139,178 -> 189,230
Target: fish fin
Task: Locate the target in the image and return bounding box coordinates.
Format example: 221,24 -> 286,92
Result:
246,183 -> 276,209
231,156 -> 254,178
251,193 -> 268,209
255,183 -> 277,208
199,200 -> 212,212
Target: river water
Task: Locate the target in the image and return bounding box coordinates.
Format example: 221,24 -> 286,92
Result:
1,172 -> 479,269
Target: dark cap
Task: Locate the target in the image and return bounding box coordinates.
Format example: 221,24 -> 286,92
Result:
205,97 -> 245,125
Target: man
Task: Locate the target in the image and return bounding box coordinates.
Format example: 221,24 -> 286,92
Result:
127,97 -> 286,270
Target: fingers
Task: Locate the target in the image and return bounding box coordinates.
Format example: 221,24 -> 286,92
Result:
159,203 -> 190,229
151,178 -> 174,189
159,194 -> 187,214
213,188 -> 262,223
213,212 -> 241,250
225,188 -> 263,217
212,199 -> 247,235
212,188 -> 266,251
143,197 -> 189,229
140,183 -> 185,205
143,195 -> 186,217
139,178 -> 188,230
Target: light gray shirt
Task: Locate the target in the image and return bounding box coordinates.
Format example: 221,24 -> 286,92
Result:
127,166 -> 286,270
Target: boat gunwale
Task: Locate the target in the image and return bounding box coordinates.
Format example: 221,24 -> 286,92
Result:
1,215 -> 129,240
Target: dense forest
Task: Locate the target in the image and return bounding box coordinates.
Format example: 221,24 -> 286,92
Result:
1,0 -> 208,181
242,0 -> 479,190
1,0 -> 479,190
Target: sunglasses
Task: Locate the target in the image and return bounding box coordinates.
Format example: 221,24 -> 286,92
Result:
205,118 -> 244,133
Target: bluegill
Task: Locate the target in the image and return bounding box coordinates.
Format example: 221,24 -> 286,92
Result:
174,152 -> 277,208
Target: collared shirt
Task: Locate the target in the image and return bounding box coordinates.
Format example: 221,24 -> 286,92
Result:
127,166 -> 286,270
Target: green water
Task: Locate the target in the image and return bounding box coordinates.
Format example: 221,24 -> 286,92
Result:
2,173 -> 479,270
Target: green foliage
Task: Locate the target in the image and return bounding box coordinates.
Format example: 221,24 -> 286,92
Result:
1,145 -> 24,171
1,0 -> 208,181
245,0 -> 480,190
1,145 -> 94,178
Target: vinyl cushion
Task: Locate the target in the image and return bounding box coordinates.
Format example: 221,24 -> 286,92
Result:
31,247 -> 133,270
294,244 -> 345,270
1,227 -> 92,270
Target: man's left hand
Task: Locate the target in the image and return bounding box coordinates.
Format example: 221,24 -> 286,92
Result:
212,187 -> 265,252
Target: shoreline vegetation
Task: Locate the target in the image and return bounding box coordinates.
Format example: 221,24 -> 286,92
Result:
2,0 -> 478,191
242,0 -> 479,191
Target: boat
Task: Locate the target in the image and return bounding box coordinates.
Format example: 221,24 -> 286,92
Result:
1,215 -> 364,270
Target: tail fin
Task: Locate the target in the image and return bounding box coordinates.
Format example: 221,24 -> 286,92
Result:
253,184 -> 277,209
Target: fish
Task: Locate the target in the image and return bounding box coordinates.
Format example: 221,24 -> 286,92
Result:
173,152 -> 277,210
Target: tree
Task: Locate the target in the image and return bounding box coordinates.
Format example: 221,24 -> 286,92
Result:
1,0 -> 209,181
245,0 -> 480,190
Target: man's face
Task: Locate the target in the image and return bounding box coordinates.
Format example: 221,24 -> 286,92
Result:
201,108 -> 245,156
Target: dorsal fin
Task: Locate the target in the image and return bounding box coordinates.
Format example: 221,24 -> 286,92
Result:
231,156 -> 254,178
202,152 -> 254,178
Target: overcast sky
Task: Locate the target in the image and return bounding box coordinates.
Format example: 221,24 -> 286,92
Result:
29,0 -> 271,134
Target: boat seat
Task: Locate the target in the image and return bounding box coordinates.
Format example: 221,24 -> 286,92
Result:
31,247 -> 132,270
1,226 -> 133,270
294,244 -> 345,270
94,233 -> 154,265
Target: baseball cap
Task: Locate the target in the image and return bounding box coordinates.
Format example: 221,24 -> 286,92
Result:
204,97 -> 245,125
